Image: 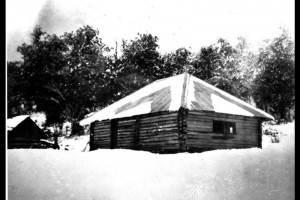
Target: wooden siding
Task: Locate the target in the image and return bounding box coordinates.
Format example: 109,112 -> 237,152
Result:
90,109 -> 263,153
186,111 -> 261,151
116,118 -> 135,149
90,111 -> 180,152
138,112 -> 179,152
90,120 -> 111,150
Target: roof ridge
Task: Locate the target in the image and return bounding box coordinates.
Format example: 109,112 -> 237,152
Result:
180,72 -> 190,109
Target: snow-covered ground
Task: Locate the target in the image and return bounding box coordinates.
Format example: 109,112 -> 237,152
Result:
58,135 -> 90,152
7,122 -> 294,200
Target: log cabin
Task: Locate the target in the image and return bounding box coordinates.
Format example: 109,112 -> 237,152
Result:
7,115 -> 48,149
80,73 -> 274,153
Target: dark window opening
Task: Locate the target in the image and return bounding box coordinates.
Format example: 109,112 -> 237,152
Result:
213,120 -> 236,134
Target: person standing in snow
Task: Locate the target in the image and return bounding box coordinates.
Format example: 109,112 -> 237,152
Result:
53,124 -> 60,150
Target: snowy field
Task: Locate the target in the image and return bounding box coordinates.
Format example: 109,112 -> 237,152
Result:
7,122 -> 294,200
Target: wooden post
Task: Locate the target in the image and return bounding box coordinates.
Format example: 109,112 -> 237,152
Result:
133,117 -> 140,150
178,107 -> 188,152
90,122 -> 95,151
111,119 -> 118,149
258,118 -> 262,148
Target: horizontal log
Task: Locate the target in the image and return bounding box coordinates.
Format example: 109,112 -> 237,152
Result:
139,132 -> 178,138
187,128 -> 212,132
93,136 -> 110,140
93,123 -> 111,128
139,136 -> 179,143
117,119 -> 136,123
187,122 -> 213,127
93,141 -> 110,144
186,139 -> 257,146
117,131 -> 134,135
140,117 -> 178,124
92,127 -> 111,132
140,116 -> 178,122
139,136 -> 179,141
117,120 -> 135,125
93,122 -> 111,127
93,140 -> 111,143
187,119 -> 258,127
187,124 -> 212,129
139,132 -> 178,139
93,132 -> 110,136
93,131 -> 110,135
92,131 -> 111,135
140,124 -> 178,130
188,112 -> 249,117
140,113 -> 178,121
92,127 -> 111,131
117,133 -> 134,138
117,124 -> 134,128
92,130 -> 109,134
117,137 -> 134,141
188,111 -> 258,119
187,132 -> 258,141
140,127 -> 178,132
139,144 -> 180,149
187,117 -> 258,126
93,135 -> 110,139
139,140 -> 179,145
93,136 -> 111,140
117,129 -> 135,133
186,144 -> 257,150
140,121 -> 178,128
116,144 -> 132,147
139,145 -> 180,149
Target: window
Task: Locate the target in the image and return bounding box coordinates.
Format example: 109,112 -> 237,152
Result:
213,120 -> 236,134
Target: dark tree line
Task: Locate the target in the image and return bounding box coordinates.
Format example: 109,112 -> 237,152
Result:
7,25 -> 295,133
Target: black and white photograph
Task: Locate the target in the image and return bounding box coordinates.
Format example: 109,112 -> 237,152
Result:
6,0 -> 294,199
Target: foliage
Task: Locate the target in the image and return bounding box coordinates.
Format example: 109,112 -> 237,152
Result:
117,33 -> 161,97
234,37 -> 259,102
253,29 -> 295,120
14,25 -> 110,134
158,47 -> 193,78
7,61 -> 31,117
192,45 -> 219,80
191,38 -> 252,101
7,25 -> 295,130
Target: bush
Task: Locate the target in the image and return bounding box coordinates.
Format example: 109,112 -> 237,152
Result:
262,122 -> 281,143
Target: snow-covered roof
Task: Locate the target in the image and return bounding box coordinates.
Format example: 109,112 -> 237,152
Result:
7,115 -> 30,131
80,73 -> 274,126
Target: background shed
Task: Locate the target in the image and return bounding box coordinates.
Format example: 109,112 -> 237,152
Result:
81,73 -> 274,153
7,115 -> 47,149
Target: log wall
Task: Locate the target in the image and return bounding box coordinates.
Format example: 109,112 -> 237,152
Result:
138,112 -> 179,152
90,109 -> 263,153
90,111 -> 180,152
186,111 -> 261,151
90,120 -> 111,150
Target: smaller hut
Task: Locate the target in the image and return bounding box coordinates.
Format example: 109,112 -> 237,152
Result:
7,115 -> 47,149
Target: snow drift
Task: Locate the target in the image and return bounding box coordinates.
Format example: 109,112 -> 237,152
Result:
7,122 -> 294,200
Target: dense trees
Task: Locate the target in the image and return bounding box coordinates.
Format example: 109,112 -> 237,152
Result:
11,25 -> 111,133
7,26 -> 295,132
116,33 -> 161,98
253,29 -> 295,120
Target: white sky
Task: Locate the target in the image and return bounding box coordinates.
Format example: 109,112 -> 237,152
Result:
6,0 -> 294,61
